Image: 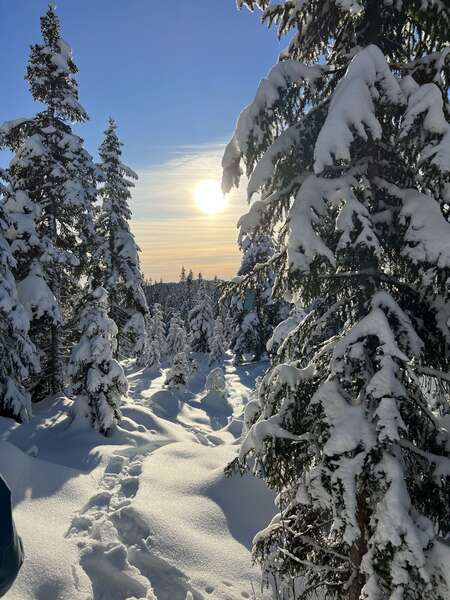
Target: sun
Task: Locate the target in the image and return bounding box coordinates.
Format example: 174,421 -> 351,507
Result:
195,180 -> 226,214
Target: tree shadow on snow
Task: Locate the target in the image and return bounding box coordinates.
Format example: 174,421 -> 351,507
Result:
0,395 -> 146,506
125,364 -> 164,401
204,467 -> 275,550
146,389 -> 185,421
232,360 -> 269,389
199,391 -> 233,431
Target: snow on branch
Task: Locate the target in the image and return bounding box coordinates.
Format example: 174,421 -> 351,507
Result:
400,80 -> 450,173
119,162 -> 138,180
288,174 -> 361,275
246,122 -> 305,198
223,60 -> 322,193
370,291 -> 423,357
0,117 -> 33,142
376,179 -> 450,269
238,414 -> 309,462
236,61 -> 322,153
398,48 -> 450,86
314,45 -> 404,174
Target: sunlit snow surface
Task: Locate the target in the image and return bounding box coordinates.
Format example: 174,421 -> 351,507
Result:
0,355 -> 273,600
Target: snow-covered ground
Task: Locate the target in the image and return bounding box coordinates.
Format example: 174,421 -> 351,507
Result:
0,355 -> 273,600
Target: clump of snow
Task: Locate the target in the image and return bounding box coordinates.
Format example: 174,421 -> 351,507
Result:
267,307 -> 306,354
202,368 -> 233,428
376,179 -> 450,269
16,262 -> 61,323
206,367 -> 227,394
400,80 -> 450,173
314,45 -> 404,173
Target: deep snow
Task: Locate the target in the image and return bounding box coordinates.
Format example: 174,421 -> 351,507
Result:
0,355 -> 273,600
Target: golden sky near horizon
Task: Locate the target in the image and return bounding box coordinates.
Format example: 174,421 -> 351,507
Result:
129,144 -> 247,283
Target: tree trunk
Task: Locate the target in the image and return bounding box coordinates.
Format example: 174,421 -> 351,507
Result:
348,493 -> 369,600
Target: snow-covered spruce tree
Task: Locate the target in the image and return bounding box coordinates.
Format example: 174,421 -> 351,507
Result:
225,2 -> 450,599
167,312 -> 188,356
144,337 -> 161,372
188,281 -> 214,353
222,313 -> 236,350
179,268 -> 195,324
123,311 -> 147,360
208,318 -> 226,366
67,287 -> 127,435
226,231 -> 288,364
0,5 -> 98,401
149,303 -> 167,357
0,183 -> 39,422
202,367 -> 232,420
205,367 -> 227,396
165,351 -> 190,390
212,274 -> 222,312
96,118 -> 148,357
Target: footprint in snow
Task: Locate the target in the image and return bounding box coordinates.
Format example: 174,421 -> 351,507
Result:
67,448 -> 159,599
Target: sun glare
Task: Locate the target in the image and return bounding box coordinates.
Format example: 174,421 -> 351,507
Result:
195,180 -> 226,214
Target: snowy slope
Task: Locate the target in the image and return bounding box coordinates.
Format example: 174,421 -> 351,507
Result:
0,356 -> 272,600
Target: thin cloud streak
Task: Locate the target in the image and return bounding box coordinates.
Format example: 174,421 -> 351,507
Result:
130,143 -> 248,282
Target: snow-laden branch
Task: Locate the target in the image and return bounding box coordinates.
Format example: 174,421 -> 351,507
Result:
314,45 -> 404,174
279,548 -> 351,573
223,60 -> 323,193
399,440 -> 450,477
416,366 -> 450,384
400,79 -> 450,173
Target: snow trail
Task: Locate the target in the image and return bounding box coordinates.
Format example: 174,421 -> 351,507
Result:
0,356 -> 272,599
67,446 -> 158,600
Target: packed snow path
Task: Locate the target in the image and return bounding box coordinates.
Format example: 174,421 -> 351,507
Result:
0,356 -> 273,600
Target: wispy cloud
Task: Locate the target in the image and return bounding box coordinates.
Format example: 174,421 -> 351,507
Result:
130,143 -> 248,282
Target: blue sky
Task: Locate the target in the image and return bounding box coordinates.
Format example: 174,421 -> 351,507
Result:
0,1 -> 283,281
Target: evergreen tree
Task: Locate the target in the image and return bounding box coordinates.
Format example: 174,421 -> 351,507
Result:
226,232 -> 288,364
211,274 -> 221,317
96,118 -> 148,357
180,266 -> 186,284
180,268 -> 195,323
67,287 -> 127,435
149,303 -> 167,357
135,313 -> 151,368
188,281 -> 214,353
222,314 -> 236,351
0,5 -> 98,400
225,2 -> 450,598
205,367 -> 226,396
167,312 -> 188,356
208,318 -> 226,366
202,367 -> 232,421
139,303 -> 167,371
0,184 -> 39,422
165,351 -> 190,390
123,311 -> 147,360
144,337 -> 161,373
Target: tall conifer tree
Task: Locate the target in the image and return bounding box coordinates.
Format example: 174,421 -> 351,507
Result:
67,287 -> 127,435
96,118 -> 148,357
188,281 -> 215,353
226,1 -> 450,598
0,4 -> 98,400
226,231 -> 287,363
0,182 -> 39,422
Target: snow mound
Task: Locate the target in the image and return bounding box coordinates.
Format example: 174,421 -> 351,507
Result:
132,442 -> 274,600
